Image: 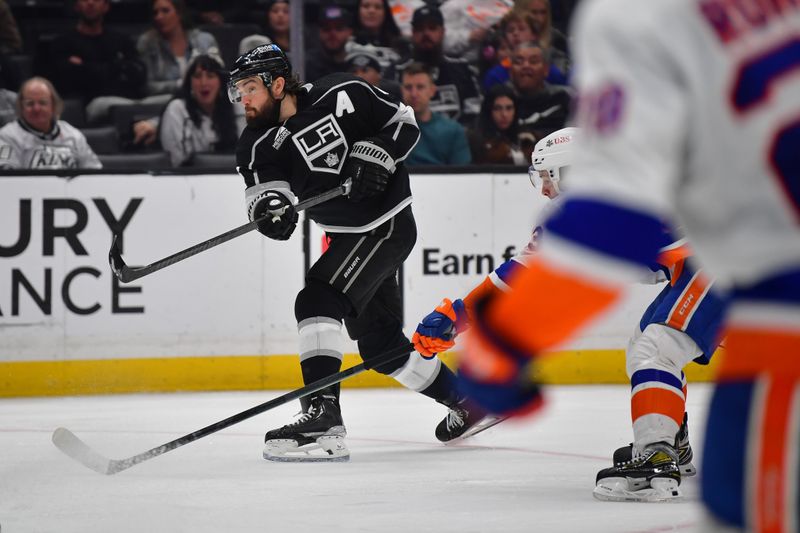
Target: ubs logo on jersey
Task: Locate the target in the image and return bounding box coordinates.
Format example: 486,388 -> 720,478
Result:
293,114 -> 348,174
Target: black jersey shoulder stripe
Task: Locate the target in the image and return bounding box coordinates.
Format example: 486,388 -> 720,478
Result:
311,79 -> 399,112
248,125 -> 279,183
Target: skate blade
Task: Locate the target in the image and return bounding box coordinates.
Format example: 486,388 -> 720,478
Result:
593,477 -> 682,503
263,435 -> 350,463
444,415 -> 509,445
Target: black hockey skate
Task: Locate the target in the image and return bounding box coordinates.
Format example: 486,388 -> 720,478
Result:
436,398 -> 507,444
594,442 -> 682,502
263,395 -> 349,462
612,412 -> 696,476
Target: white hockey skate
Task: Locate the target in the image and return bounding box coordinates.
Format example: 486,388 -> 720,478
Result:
263,395 -> 350,463
593,442 -> 683,503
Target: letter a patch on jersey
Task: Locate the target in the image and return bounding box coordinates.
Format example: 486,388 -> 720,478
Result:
335,90 -> 355,117
293,114 -> 348,174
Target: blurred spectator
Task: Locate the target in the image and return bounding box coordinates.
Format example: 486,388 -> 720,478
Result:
348,0 -> 407,74
440,0 -> 512,62
525,0 -> 570,75
527,0 -> 569,56
137,0 -> 220,98
0,55 -> 18,126
515,0 -> 576,34
401,62 -> 470,166
346,48 -> 402,100
158,54 -> 242,167
0,77 -> 102,169
482,8 -> 568,90
467,84 -> 526,165
0,87 -> 15,126
395,4 -> 481,125
0,0 -> 22,54
238,0 -> 289,56
49,0 -> 147,120
508,41 -> 571,143
305,4 -> 354,81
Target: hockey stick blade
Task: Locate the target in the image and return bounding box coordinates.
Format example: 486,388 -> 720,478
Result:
52,341 -> 412,475
109,180 -> 351,284
52,427 -> 116,474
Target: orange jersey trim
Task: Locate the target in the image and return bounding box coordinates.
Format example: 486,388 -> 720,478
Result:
753,377 -> 796,533
486,258 -> 622,354
657,242 -> 692,270
717,328 -> 800,379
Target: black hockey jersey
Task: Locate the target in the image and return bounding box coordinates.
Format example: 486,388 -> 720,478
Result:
236,73 -> 420,233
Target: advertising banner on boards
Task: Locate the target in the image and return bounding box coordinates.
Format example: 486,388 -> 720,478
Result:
2,172 -> 662,364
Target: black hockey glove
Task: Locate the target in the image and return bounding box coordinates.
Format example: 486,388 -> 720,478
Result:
249,189 -> 298,241
342,139 -> 396,202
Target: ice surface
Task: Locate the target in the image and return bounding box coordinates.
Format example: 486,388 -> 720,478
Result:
1,385 -> 716,532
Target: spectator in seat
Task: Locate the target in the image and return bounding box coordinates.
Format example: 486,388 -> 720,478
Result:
0,55 -> 19,127
347,0 -> 407,75
401,62 -> 471,166
137,0 -> 220,99
305,4 -> 354,82
0,77 -> 102,169
395,4 -> 482,126
49,0 -> 147,124
468,84 -> 527,165
238,0 -> 291,56
158,54 -> 242,167
508,41 -> 571,143
346,48 -> 402,101
483,9 -> 569,91
0,0 -> 22,55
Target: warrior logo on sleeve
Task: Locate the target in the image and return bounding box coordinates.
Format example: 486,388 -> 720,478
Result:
293,114 -> 348,174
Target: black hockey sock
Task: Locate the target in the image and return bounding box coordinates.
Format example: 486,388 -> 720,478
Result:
418,362 -> 460,405
300,356 -> 343,411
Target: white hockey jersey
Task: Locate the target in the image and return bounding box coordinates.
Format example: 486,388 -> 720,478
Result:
0,119 -> 102,170
566,0 -> 800,289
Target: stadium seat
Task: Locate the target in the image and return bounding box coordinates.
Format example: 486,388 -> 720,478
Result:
80,126 -> 120,155
199,23 -> 261,67
190,152 -> 235,169
98,152 -> 171,171
61,98 -> 87,128
110,102 -> 167,151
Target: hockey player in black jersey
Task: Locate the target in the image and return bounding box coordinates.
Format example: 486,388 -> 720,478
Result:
229,44 -> 486,462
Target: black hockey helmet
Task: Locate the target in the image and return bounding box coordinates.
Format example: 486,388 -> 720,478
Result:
227,44 -> 292,103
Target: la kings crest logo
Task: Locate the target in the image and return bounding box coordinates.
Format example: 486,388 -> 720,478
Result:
293,114 -> 348,174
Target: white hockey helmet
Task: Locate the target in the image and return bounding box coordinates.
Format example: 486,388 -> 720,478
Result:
529,127 -> 580,193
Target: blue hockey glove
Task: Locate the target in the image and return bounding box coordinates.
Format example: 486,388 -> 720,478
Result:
412,298 -> 468,359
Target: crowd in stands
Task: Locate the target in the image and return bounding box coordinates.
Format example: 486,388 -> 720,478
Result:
0,0 -> 578,171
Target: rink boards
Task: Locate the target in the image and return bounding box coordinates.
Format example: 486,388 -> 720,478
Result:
0,172 -> 720,396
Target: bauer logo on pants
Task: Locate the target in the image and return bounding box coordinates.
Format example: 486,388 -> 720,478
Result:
293,114 -> 348,174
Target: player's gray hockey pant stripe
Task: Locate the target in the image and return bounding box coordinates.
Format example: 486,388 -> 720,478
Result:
298,316 -> 344,363
341,217 -> 395,294
329,235 -> 368,285
391,353 -> 442,391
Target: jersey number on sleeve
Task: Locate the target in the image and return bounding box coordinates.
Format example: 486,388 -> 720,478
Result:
732,38 -> 800,220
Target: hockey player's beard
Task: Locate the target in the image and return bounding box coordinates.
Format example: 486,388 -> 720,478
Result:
246,96 -> 283,129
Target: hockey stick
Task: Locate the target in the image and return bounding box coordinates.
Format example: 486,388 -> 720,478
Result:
109,180 -> 351,283
52,342 -> 414,475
